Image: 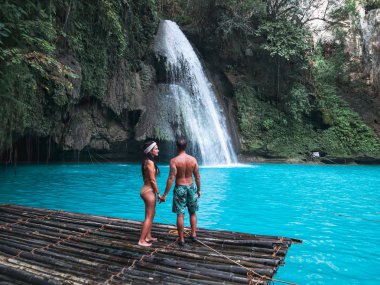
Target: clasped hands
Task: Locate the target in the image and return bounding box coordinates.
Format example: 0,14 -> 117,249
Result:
158,191 -> 200,203
157,194 -> 166,203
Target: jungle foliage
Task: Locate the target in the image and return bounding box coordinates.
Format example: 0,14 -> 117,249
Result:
160,0 -> 380,158
1,0 -> 379,160
235,45 -> 380,157
0,0 -> 159,153
362,0 -> 380,10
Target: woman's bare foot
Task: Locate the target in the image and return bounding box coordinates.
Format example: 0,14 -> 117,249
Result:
138,240 -> 152,247
145,237 -> 158,242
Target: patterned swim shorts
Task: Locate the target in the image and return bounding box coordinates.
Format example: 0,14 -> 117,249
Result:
172,184 -> 199,215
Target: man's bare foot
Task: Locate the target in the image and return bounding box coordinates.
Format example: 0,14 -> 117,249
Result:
190,235 -> 197,242
145,237 -> 158,242
138,240 -> 152,247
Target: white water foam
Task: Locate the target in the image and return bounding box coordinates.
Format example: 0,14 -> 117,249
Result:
154,20 -> 237,166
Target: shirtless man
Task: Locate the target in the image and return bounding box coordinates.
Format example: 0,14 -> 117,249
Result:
160,138 -> 201,246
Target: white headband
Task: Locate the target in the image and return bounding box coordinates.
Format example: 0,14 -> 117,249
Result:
144,142 -> 157,154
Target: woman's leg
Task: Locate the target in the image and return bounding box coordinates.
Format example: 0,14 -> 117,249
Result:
138,191 -> 156,246
146,195 -> 157,242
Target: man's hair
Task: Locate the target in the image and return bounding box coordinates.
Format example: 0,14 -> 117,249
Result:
176,138 -> 187,151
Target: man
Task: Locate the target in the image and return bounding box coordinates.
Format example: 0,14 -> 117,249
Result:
160,138 -> 201,246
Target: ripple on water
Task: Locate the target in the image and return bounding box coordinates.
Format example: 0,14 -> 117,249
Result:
0,163 -> 380,284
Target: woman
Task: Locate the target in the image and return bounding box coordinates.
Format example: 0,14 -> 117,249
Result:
138,141 -> 162,247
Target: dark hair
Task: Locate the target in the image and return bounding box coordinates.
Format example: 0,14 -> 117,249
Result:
141,141 -> 159,177
176,138 -> 187,151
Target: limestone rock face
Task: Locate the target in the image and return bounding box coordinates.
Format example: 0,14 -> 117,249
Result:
362,9 -> 380,135
55,59 -> 156,154
363,9 -> 380,92
340,7 -> 380,136
61,110 -> 92,151
353,8 -> 380,135
58,54 -> 82,100
59,104 -> 129,151
103,62 -> 155,115
134,85 -> 177,142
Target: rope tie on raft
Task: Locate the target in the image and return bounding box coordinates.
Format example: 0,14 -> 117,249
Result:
4,209 -> 297,284
0,210 -> 59,230
6,216 -> 114,262
163,216 -> 297,285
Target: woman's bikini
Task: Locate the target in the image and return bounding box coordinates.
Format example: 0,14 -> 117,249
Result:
140,184 -> 153,195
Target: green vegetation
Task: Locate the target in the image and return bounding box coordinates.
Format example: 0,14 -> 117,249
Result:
159,0 -> 380,159
235,44 -> 380,158
0,1 -> 75,150
362,0 -> 380,10
1,0 -> 379,160
65,0 -> 158,98
0,0 -> 158,152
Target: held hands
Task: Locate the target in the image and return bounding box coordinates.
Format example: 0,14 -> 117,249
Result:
197,190 -> 201,198
158,194 -> 166,204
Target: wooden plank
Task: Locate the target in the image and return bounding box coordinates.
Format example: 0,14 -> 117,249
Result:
0,204 -> 300,285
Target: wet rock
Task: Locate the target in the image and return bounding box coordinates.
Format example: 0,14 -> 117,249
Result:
103,61 -> 155,115
57,54 -> 82,100
89,139 -> 110,151
60,104 -> 129,151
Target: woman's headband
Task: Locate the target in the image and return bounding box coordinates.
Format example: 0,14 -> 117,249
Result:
144,142 -> 157,154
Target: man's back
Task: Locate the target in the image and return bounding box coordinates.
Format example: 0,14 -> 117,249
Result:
172,153 -> 197,185
161,139 -> 201,245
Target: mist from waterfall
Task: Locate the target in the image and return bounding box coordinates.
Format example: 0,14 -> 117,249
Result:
154,20 -> 237,165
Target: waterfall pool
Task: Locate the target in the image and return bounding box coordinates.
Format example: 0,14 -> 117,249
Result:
1,163 -> 379,284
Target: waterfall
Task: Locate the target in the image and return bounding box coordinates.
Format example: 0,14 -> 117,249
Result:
153,20 -> 237,165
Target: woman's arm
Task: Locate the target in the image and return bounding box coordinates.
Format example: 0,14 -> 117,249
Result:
147,161 -> 160,195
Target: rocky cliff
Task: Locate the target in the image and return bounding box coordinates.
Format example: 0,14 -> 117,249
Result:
342,7 -> 380,136
363,9 -> 380,92
57,60 -> 156,159
0,0 -> 160,162
1,0 -> 379,163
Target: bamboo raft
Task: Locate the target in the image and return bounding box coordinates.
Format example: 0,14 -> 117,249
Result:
0,204 -> 301,285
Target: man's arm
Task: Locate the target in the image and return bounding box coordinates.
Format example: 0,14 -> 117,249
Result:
193,160 -> 201,198
162,160 -> 177,201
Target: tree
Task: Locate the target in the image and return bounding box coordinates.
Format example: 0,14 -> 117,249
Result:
0,1 -> 77,154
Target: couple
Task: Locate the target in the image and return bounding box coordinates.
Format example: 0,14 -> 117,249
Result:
138,138 -> 201,247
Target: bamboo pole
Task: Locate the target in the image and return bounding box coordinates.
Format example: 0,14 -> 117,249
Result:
0,264 -> 61,285
0,218 -> 283,269
0,272 -> 33,285
3,204 -> 302,243
0,233 -> 137,269
141,255 -> 274,277
0,256 -> 85,285
0,205 -> 299,285
0,243 -> 107,282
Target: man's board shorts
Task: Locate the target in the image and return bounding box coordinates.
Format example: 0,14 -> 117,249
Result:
172,184 -> 199,214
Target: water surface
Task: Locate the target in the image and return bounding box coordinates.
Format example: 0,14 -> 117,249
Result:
1,163 -> 379,284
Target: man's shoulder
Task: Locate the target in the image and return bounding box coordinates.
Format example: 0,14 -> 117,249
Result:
184,155 -> 198,167
186,154 -> 197,162
170,157 -> 179,165
171,153 -> 197,163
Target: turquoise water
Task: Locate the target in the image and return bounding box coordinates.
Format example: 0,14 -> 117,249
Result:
1,163 -> 379,284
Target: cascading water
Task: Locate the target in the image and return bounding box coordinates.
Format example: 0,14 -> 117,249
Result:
154,20 -> 237,165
